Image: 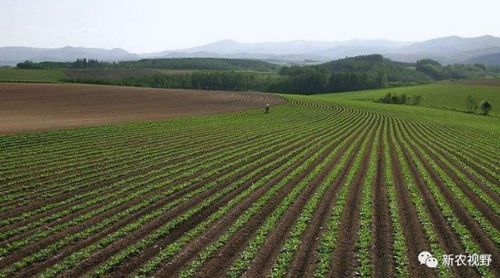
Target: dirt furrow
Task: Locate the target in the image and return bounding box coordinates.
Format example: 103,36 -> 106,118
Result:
394,123 -> 481,278
243,119 -> 377,278
282,119 -> 382,278
0,131 -> 282,246
13,131 -> 314,276
411,122 -> 500,203
387,125 -> 436,278
399,127 -> 500,277
327,118 -> 378,278
407,124 -> 500,229
192,118 -> 370,278
0,132 -> 256,220
150,114 -> 369,277
371,119 -> 394,278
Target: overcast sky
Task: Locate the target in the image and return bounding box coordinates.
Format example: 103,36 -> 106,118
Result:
1,0 -> 499,53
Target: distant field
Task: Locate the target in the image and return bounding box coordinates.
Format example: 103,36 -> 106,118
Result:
0,68 -> 65,82
64,68 -> 162,80
457,79 -> 500,87
330,82 -> 500,117
0,83 -> 283,134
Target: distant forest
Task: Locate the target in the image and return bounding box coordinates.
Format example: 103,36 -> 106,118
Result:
17,55 -> 500,94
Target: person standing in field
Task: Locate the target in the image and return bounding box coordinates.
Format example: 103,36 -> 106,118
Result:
265,104 -> 270,114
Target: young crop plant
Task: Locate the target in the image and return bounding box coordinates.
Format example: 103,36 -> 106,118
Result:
383,130 -> 409,277
40,138 -> 307,277
270,128 -> 363,277
177,112 -> 369,278
180,142 -> 336,278
388,122 -> 452,278
356,125 -> 380,277
395,140 -> 495,276
138,133 -> 324,276
228,115 -> 378,278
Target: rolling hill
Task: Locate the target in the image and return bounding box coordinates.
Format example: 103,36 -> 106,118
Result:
465,52 -> 500,66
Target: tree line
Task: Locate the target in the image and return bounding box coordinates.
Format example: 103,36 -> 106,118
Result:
65,71 -> 287,92
415,59 -> 498,80
17,58 -> 280,72
19,55 -> 500,95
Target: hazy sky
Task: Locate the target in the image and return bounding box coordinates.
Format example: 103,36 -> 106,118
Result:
1,0 -> 499,53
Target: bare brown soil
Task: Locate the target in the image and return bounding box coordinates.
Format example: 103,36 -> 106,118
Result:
0,83 -> 284,134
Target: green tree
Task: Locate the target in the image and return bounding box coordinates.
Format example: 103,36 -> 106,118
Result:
466,95 -> 478,113
480,100 -> 492,115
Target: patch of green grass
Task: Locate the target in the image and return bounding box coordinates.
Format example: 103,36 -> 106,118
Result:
0,68 -> 65,82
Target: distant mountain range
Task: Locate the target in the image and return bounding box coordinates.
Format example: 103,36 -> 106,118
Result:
1,35 -> 500,66
0,46 -> 139,66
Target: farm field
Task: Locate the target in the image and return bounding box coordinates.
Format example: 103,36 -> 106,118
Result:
0,84 -> 499,278
332,81 -> 500,117
64,69 -> 163,80
0,83 -> 282,134
0,68 -> 65,83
